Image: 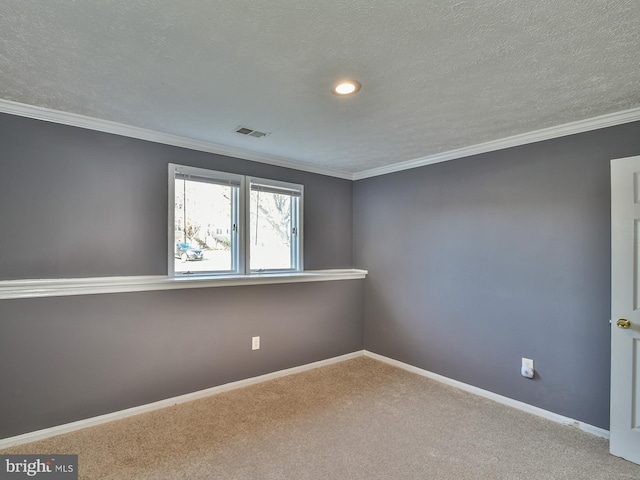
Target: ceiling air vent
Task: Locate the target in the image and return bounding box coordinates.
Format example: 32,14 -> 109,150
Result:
235,126 -> 270,138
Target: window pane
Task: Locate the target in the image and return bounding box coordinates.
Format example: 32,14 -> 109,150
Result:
250,190 -> 293,270
174,177 -> 234,273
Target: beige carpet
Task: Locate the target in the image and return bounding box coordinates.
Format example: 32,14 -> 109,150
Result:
2,357 -> 639,479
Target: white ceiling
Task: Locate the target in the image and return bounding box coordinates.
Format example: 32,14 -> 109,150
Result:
1,1 -> 638,178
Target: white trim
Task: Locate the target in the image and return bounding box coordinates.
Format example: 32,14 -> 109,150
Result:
0,349 -> 610,449
0,351 -> 364,449
3,100 -> 640,183
0,99 -> 353,180
0,269 -> 368,300
353,107 -> 640,180
363,351 -> 610,440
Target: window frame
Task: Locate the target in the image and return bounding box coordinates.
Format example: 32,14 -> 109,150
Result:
246,176 -> 304,273
168,164 -> 303,277
168,164 -> 246,277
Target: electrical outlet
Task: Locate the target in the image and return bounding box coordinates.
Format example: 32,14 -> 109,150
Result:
252,336 -> 260,350
522,358 -> 534,369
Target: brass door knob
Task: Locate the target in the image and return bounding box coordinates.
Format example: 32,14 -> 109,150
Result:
616,318 -> 631,329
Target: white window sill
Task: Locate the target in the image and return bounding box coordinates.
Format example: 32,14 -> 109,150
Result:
0,269 -> 368,300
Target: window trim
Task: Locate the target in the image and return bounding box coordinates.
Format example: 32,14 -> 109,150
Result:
168,164 -> 304,278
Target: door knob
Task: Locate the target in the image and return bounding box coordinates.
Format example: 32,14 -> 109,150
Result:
616,318 -> 631,329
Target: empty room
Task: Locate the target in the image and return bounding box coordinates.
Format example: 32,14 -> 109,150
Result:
1,2 -> 639,479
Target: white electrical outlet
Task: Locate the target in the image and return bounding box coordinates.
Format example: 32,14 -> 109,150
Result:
522,358 -> 534,369
252,336 -> 260,350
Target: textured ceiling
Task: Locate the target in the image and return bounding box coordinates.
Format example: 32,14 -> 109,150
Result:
1,1 -> 638,175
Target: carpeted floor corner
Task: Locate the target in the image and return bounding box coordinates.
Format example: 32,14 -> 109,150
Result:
2,357 -> 639,479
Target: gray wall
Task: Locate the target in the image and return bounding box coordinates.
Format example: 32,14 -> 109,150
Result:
3,108 -> 639,438
0,282 -> 363,438
354,121 -> 640,430
0,113 -> 353,280
0,113 -> 362,439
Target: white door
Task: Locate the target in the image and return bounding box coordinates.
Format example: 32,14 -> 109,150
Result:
610,155 -> 640,464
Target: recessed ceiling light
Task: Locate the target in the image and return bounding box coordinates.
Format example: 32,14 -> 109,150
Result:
333,80 -> 361,96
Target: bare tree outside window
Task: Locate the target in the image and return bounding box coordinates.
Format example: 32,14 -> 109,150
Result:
170,164 -> 302,276
250,190 -> 292,270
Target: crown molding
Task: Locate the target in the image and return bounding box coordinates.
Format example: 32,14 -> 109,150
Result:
0,99 -> 354,180
2,99 -> 638,182
353,107 -> 640,180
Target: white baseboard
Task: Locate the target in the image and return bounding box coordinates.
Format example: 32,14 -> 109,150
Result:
0,351 -> 363,449
0,349 -> 609,449
364,350 -> 610,439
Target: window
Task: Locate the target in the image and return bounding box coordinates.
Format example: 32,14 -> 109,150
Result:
169,164 -> 243,275
169,164 -> 303,276
247,177 -> 303,271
